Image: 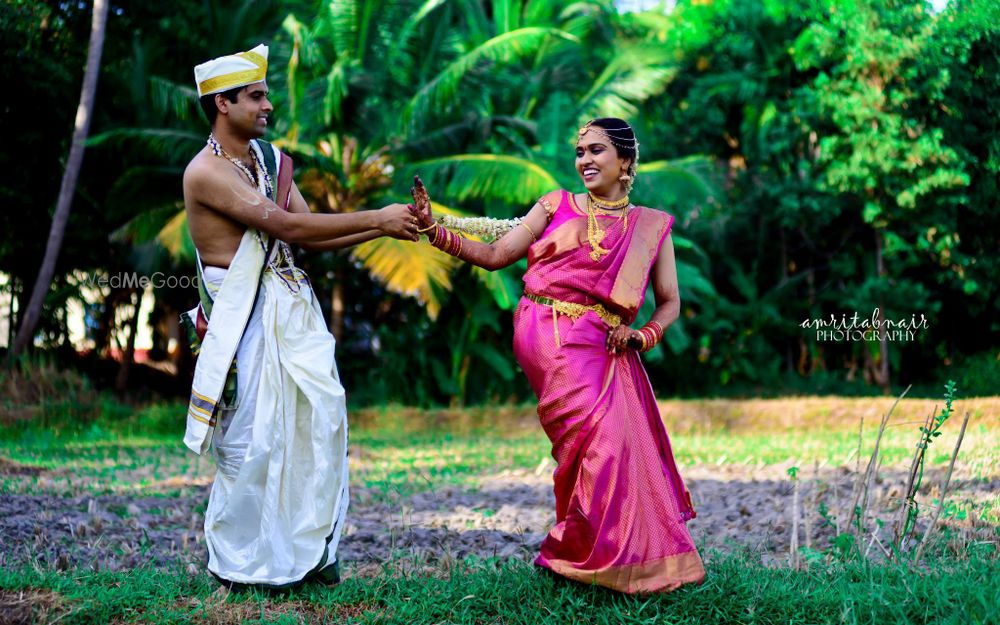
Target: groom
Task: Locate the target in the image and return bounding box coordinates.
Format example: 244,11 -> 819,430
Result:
181,43 -> 420,589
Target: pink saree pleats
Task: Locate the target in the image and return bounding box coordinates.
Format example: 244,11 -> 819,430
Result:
512,190 -> 704,593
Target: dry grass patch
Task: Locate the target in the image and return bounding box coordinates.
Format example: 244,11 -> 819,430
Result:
0,588 -> 66,625
351,404 -> 537,435
158,592 -> 381,625
0,458 -> 46,477
658,396 -> 1000,433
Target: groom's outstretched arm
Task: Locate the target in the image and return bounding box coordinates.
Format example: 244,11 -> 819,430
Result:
184,160 -> 418,243
285,182 -> 394,251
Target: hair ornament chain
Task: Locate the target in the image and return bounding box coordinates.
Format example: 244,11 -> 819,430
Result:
577,120 -> 640,193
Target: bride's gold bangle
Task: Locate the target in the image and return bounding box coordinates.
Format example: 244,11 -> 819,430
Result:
417,222 -> 439,233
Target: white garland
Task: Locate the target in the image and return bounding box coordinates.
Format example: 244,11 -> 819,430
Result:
439,214 -> 522,241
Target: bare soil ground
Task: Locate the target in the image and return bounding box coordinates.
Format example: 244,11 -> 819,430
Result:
1,458 -> 994,576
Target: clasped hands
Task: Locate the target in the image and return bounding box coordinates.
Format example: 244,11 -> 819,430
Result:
374,176 -> 435,242
408,175 -> 435,230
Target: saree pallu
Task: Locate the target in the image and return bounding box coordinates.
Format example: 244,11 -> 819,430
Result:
512,190 -> 704,594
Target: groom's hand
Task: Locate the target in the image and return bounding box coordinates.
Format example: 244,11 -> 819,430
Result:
377,203 -> 420,241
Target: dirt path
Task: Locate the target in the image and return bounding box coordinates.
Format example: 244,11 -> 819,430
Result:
2,463 -> 995,575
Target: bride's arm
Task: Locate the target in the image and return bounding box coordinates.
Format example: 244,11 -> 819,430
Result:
642,235 -> 681,332
410,177 -> 549,271
607,235 -> 680,355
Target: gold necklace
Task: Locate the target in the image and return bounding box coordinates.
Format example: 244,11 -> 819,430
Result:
585,194 -> 631,262
207,134 -> 273,197
587,191 -> 629,210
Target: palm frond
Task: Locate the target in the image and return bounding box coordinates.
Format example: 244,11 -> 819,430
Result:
635,156 -> 723,208
351,235 -> 458,319
662,314 -> 691,355
471,264 -> 523,310
398,0 -> 448,44
271,138 -> 324,160
326,0 -> 359,60
283,13 -> 308,140
110,203 -> 183,245
578,43 -> 677,120
586,66 -> 677,119
625,8 -> 674,35
536,91 -> 575,158
430,201 -> 476,219
86,128 -> 204,161
127,240 -> 173,277
395,118 -> 478,156
156,209 -> 197,265
676,257 -> 717,302
107,165 -> 185,207
492,0 -> 519,33
581,43 -> 672,102
408,154 -> 560,208
559,1 -> 616,39
402,27 -> 579,129
524,0 -> 562,25
148,76 -> 199,121
323,57 -> 352,126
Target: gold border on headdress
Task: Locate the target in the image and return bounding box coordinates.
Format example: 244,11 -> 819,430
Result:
198,67 -> 267,96
237,50 -> 267,68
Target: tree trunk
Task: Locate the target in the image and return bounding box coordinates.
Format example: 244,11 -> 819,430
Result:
780,227 -> 794,373
6,275 -> 17,350
115,288 -> 142,392
10,0 -> 109,357
95,286 -> 127,357
872,230 -> 891,393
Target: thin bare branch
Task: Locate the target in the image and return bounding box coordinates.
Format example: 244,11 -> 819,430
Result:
914,411 -> 972,562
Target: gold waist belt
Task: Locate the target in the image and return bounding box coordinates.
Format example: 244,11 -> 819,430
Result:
524,293 -> 622,329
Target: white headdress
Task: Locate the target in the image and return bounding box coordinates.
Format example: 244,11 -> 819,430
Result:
193,44 -> 268,97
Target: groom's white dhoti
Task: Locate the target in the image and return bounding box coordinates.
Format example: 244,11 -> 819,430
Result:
182,138 -> 348,587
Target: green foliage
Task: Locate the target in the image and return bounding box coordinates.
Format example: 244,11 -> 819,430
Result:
4,0 -> 999,402
640,0 -> 998,396
408,154 -> 562,207
941,350 -> 1000,398
402,26 -> 579,128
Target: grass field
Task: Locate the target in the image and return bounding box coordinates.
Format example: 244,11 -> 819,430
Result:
1,550 -> 997,624
1,395 -> 997,623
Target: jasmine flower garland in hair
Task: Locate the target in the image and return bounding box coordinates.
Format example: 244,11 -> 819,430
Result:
438,215 -> 523,241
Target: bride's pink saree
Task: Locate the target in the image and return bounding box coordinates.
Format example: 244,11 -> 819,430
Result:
512,190 -> 704,593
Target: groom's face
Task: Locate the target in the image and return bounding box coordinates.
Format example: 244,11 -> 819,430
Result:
218,81 -> 272,138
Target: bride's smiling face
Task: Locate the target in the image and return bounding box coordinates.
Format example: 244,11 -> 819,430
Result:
575,130 -> 630,196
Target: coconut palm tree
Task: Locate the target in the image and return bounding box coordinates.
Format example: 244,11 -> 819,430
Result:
394,0 -> 722,351
12,0 -> 109,357
91,0 -> 723,398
